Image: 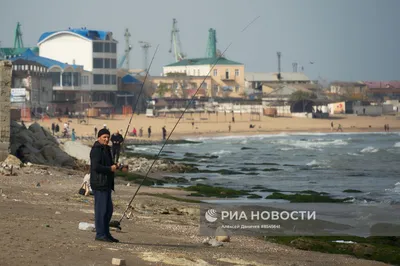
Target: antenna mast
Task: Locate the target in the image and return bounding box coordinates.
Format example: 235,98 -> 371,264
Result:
277,52 -> 282,80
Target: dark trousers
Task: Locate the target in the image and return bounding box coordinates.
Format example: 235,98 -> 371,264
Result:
112,145 -> 121,163
93,189 -> 113,239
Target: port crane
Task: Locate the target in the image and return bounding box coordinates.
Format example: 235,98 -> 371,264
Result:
169,18 -> 186,62
138,41 -> 151,71
118,28 -> 132,69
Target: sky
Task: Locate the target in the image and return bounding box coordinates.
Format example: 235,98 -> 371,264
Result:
1,0 -> 399,82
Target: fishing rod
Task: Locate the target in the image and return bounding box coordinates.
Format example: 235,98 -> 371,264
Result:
111,16 -> 261,229
119,45 -> 160,157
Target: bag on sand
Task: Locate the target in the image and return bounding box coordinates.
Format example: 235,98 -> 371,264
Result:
78,182 -> 90,196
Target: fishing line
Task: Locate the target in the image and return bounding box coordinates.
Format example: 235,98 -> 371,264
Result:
115,16 -> 261,226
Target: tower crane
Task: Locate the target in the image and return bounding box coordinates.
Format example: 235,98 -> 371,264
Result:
169,18 -> 186,62
138,41 -> 151,72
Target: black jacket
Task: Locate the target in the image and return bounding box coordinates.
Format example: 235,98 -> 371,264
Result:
111,133 -> 124,147
90,141 -> 115,191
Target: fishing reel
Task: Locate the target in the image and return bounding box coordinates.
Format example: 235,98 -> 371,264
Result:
117,163 -> 129,172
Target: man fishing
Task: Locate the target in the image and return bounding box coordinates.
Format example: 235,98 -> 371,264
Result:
111,129 -> 124,164
90,128 -> 119,243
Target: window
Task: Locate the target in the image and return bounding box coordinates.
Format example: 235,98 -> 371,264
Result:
104,59 -> 110,68
213,69 -> 217,76
213,84 -> 218,92
111,75 -> 117,84
105,74 -> 111,84
235,69 -> 239,76
111,43 -> 117,53
81,76 -> 89,85
93,74 -> 103,85
93,58 -> 103,68
111,59 -> 117,69
104,43 -> 110,53
93,42 -> 103,52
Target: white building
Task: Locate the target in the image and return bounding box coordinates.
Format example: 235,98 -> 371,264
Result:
37,28 -> 118,101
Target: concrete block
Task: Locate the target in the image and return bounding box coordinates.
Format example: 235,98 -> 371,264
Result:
112,258 -> 126,266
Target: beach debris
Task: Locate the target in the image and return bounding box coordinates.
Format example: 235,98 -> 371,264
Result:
55,211 -> 61,215
202,237 -> 224,247
78,222 -> 95,231
215,227 -> 231,242
111,258 -> 126,266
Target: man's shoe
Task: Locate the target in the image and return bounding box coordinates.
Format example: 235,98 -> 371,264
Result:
95,237 -> 113,243
108,235 -> 120,243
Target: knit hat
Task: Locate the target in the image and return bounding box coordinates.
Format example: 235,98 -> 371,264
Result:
97,128 -> 110,138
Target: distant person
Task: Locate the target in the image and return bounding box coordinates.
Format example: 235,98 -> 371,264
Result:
148,126 -> 152,138
337,124 -> 343,132
71,128 -> 76,141
51,123 -> 55,135
228,123 -> 231,132
94,126 -> 98,138
363,108 -> 366,115
330,121 -> 334,131
139,127 -> 143,137
384,124 -> 387,132
232,116 -> 235,123
103,124 -> 107,130
162,126 -> 167,140
386,124 -> 390,132
132,127 -> 137,137
55,124 -> 60,134
192,122 -> 195,129
111,130 -> 124,163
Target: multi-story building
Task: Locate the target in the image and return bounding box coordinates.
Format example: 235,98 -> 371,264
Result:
37,28 -> 118,103
163,58 -> 245,98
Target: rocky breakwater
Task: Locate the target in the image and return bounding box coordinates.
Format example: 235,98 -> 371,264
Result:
9,121 -> 75,167
123,156 -> 197,174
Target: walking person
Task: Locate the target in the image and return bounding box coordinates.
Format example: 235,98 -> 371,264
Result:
162,126 -> 167,140
148,126 -> 152,138
111,130 -> 124,164
90,128 -> 119,243
94,126 -> 98,138
139,127 -> 143,137
51,123 -> 55,135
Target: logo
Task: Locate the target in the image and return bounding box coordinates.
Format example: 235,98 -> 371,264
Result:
205,209 -> 218,222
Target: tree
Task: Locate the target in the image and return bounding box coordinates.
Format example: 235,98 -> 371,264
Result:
289,90 -> 317,102
156,83 -> 170,97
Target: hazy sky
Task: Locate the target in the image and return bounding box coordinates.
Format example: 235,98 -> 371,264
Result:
1,0 -> 399,82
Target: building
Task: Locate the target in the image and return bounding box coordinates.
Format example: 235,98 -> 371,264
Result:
162,28 -> 245,98
9,49 -> 84,117
163,58 -> 244,98
245,72 -> 313,91
149,75 -> 210,99
37,28 -> 118,103
363,81 -> 400,101
329,81 -> 367,98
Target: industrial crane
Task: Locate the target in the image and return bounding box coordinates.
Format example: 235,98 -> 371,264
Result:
118,28 -> 132,69
169,18 -> 186,62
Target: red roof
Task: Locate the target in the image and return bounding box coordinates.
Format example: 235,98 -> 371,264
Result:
363,81 -> 400,89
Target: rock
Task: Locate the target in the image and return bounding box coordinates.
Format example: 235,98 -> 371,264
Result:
215,226 -> 230,241
2,154 -> 22,169
112,258 -> 126,266
216,235 -> 230,242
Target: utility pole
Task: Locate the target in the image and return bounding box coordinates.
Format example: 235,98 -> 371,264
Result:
138,41 -> 151,72
124,28 -> 132,70
277,52 -> 282,80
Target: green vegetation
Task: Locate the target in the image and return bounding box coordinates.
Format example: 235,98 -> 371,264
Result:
184,184 -> 249,198
266,236 -> 400,265
266,192 -> 352,203
343,189 -> 363,193
247,194 -> 263,199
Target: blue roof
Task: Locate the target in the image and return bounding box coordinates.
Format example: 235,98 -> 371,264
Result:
38,28 -> 110,43
122,74 -> 142,84
10,49 -> 82,70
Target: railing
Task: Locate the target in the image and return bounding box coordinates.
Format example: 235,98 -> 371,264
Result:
220,75 -> 236,81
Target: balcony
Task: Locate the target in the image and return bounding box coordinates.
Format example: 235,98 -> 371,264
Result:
220,75 -> 236,81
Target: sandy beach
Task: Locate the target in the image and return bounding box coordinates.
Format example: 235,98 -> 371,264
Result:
37,113 -> 400,140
